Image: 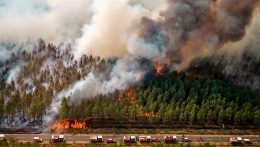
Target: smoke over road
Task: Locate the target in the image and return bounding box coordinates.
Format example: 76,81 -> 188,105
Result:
0,0 -> 259,128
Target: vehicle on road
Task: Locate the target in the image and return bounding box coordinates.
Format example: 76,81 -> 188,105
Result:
124,136 -> 137,143
164,136 -> 178,143
106,138 -> 116,143
90,135 -> 103,143
151,137 -> 160,142
237,137 -> 243,144
33,137 -> 43,143
139,136 -> 151,143
0,134 -> 6,141
182,137 -> 192,142
229,137 -> 244,145
50,135 -> 65,143
243,139 -> 252,144
229,137 -> 239,145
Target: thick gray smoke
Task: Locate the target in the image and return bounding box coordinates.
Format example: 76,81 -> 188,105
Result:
133,0 -> 260,70
216,10 -> 260,88
0,0 -> 259,127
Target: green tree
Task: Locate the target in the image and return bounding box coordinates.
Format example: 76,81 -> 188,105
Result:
254,109 -> 260,125
234,110 -> 243,125
189,105 -> 197,122
165,106 -> 174,122
60,98 -> 70,119
218,108 -> 225,123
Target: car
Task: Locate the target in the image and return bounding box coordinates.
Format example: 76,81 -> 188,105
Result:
151,137 -> 160,142
106,138 -> 117,143
183,137 -> 192,142
244,139 -> 252,144
33,137 -> 43,143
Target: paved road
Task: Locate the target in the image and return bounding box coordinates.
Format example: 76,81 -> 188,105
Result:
3,134 -> 260,144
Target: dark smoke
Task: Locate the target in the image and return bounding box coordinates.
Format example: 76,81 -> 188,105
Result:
135,0 -> 260,70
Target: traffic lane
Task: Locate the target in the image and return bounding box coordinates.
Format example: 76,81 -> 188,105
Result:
4,134 -> 260,143
5,134 -> 52,142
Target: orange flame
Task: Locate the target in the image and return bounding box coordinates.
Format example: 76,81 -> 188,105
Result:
155,64 -> 164,76
141,112 -> 157,118
71,120 -> 86,129
118,88 -> 136,104
52,119 -> 88,131
153,59 -> 170,76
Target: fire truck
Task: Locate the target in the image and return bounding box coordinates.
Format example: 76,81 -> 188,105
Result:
50,135 -> 65,143
236,137 -> 243,144
124,136 -> 137,143
164,136 -> 178,143
243,139 -> 252,144
33,137 -> 43,143
139,136 -> 151,143
90,135 -> 103,143
229,137 -> 244,145
229,137 -> 239,145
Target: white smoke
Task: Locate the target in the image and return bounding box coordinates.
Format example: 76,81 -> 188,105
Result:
43,55 -> 148,125
7,65 -> 21,84
0,0 -> 93,44
43,0 -> 166,125
73,0 -> 160,59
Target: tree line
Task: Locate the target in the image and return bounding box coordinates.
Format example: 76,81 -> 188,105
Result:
0,40 -> 113,125
60,72 -> 260,127
0,40 -> 259,128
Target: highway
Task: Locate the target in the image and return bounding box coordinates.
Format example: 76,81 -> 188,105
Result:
3,134 -> 260,144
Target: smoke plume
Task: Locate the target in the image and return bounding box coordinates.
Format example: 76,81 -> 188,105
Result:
0,0 -> 93,44
0,0 -> 259,127
133,0 -> 260,70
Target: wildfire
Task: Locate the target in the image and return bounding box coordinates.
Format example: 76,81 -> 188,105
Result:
153,60 -> 169,76
155,64 -> 164,76
127,88 -> 135,98
141,112 -> 157,118
118,88 -> 136,104
52,119 -> 88,131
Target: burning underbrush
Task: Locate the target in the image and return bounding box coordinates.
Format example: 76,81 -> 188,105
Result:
52,119 -> 90,132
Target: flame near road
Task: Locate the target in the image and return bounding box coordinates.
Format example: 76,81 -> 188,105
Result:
52,119 -> 89,131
